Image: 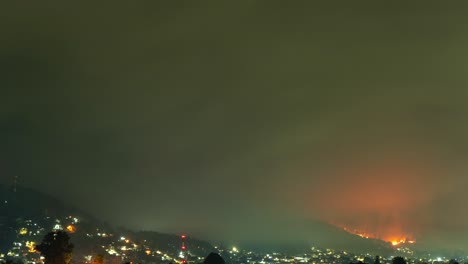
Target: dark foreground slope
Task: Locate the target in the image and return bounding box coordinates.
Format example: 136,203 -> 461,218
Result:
0,184 -> 215,263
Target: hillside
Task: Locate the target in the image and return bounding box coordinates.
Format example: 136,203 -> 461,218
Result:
230,219 -> 397,256
0,184 -> 215,264
0,183 -> 405,262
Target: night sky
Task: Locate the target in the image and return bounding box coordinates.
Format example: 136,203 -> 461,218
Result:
2,2 -> 468,250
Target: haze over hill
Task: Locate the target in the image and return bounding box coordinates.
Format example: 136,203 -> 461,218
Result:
2,1 -> 468,255
0,183 -> 401,256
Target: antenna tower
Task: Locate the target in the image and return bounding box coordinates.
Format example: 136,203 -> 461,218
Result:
181,234 -> 187,263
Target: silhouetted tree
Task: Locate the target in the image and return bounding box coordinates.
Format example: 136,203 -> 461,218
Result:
449,259 -> 459,264
392,256 -> 406,264
35,231 -> 74,264
1,257 -> 23,264
203,253 -> 225,264
374,256 -> 381,264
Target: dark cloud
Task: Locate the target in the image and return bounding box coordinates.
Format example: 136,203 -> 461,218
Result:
2,1 -> 468,250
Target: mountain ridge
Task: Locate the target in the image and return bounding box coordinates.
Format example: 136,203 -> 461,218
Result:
0,183 -> 402,259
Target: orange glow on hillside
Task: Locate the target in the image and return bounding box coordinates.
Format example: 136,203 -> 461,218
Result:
66,225 -> 76,233
305,158 -> 434,249
337,224 -> 415,246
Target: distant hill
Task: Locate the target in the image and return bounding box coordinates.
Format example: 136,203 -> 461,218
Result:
0,184 -> 216,263
0,183 -> 97,220
0,183 -> 404,260
229,218 -> 397,256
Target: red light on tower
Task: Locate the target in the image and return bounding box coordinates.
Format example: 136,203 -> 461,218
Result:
181,234 -> 187,263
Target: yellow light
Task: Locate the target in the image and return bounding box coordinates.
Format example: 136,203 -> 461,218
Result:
19,228 -> 28,235
26,241 -> 36,252
145,250 -> 151,255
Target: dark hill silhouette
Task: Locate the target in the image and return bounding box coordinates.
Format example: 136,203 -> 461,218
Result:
0,184 -> 216,259
0,184 -> 96,221
0,183 -> 402,257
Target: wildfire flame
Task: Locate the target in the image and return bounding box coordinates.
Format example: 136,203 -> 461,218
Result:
336,224 -> 416,246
